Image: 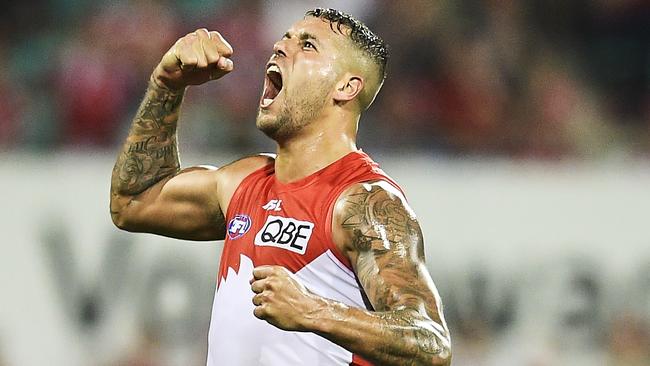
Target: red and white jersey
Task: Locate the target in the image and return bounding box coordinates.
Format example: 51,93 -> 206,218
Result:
207,151 -> 402,366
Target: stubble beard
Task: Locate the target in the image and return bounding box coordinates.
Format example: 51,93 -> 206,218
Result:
256,80 -> 332,141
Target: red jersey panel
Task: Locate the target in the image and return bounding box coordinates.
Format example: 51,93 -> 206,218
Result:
207,151 -> 402,366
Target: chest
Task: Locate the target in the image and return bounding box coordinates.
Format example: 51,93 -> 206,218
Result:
222,180 -> 337,273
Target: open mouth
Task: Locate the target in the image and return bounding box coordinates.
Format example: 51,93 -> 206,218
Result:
261,63 -> 283,108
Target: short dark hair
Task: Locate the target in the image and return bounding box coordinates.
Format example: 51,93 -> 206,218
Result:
305,8 -> 388,82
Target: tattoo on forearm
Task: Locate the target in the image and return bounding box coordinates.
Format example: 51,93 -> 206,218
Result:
111,78 -> 184,196
339,184 -> 450,365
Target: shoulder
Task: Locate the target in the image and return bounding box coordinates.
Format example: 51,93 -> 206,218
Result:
215,153 -> 275,214
334,180 -> 411,223
331,180 -> 417,258
339,180 -> 406,202
217,153 -> 275,178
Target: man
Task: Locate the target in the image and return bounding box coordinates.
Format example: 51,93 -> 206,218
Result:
110,8 -> 451,366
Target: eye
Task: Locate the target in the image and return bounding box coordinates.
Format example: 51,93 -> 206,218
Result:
303,41 -> 316,50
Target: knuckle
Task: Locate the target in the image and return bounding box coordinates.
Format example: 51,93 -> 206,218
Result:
191,38 -> 202,50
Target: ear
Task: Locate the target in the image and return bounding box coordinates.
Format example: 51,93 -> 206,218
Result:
333,74 -> 364,104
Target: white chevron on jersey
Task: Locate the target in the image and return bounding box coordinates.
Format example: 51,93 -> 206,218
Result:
207,252 -> 366,366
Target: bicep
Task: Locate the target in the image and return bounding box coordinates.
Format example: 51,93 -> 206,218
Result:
334,182 -> 444,322
113,166 -> 225,241
112,154 -> 275,241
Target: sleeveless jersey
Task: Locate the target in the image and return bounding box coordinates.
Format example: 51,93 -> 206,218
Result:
206,150 -> 402,366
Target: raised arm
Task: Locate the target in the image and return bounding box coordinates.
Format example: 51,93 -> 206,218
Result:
250,181 -> 451,365
110,29 -> 239,240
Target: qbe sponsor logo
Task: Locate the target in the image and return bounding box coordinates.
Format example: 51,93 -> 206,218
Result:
254,215 -> 314,254
227,214 -> 252,240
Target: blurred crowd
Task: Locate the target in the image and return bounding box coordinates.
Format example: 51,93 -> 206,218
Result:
0,0 -> 648,158
1,1 -> 649,364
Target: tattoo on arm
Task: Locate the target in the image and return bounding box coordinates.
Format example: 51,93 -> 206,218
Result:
339,183 -> 451,365
111,77 -> 184,196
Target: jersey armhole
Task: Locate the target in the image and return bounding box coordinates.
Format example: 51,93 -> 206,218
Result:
323,178 -> 405,272
224,162 -> 274,222
350,353 -> 374,366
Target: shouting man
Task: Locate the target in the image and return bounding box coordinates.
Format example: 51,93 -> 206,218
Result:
110,8 -> 451,366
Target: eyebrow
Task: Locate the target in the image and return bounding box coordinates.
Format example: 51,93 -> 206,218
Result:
282,31 -> 320,44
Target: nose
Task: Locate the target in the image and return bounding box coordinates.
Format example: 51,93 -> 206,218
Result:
273,40 -> 287,58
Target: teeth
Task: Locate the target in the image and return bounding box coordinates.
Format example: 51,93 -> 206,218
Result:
266,65 -> 280,74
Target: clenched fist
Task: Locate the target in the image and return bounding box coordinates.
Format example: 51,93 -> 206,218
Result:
250,266 -> 322,332
153,28 -> 234,91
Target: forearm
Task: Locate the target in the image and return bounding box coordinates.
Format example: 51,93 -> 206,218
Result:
111,76 -> 184,196
306,298 -> 451,366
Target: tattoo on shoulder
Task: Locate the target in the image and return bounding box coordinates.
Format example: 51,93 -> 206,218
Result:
339,184 -> 450,362
339,184 -> 427,309
341,184 -> 418,253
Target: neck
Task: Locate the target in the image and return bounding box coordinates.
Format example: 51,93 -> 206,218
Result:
274,111 -> 359,183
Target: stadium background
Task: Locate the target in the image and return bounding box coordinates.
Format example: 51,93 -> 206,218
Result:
1,0 -> 648,365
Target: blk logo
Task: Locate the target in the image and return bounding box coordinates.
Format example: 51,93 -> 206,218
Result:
254,215 -> 314,254
262,199 -> 283,211
227,214 -> 252,240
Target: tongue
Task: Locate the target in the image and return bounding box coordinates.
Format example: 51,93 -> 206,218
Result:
265,84 -> 279,100
261,86 -> 277,107
261,77 -> 280,107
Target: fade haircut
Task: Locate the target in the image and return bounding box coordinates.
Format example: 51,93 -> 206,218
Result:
305,8 -> 389,84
